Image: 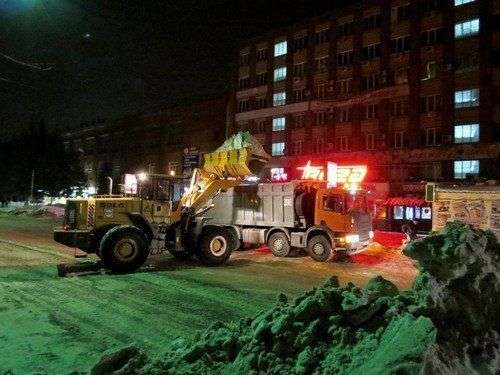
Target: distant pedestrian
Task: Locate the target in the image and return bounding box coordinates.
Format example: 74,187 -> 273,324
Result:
401,220 -> 418,243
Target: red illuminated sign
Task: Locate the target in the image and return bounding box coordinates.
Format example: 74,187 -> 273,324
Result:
270,167 -> 288,182
297,161 -> 324,180
297,161 -> 367,187
327,162 -> 367,188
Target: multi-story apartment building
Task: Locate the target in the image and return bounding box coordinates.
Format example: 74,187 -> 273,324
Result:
62,98 -> 227,193
231,0 -> 500,189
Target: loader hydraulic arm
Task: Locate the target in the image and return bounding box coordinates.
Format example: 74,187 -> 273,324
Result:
170,132 -> 270,224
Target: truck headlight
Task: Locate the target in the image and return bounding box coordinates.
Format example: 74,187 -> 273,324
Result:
345,234 -> 359,243
369,230 -> 374,239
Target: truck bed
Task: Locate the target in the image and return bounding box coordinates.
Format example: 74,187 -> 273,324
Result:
208,182 -> 298,228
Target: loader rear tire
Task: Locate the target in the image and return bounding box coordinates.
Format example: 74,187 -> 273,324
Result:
197,227 -> 233,265
99,225 -> 149,273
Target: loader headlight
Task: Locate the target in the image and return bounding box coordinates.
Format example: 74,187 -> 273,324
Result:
345,234 -> 359,244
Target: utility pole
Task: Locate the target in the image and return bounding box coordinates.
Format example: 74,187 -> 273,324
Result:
29,169 -> 35,203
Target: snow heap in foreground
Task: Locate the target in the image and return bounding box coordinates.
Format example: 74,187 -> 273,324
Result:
92,222 -> 499,375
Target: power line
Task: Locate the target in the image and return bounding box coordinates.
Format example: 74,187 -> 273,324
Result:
0,75 -> 34,88
0,52 -> 53,71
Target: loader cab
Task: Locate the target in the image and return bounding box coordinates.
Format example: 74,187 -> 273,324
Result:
124,173 -> 187,224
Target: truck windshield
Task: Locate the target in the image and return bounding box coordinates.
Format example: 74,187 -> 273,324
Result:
323,195 -> 344,213
346,192 -> 367,212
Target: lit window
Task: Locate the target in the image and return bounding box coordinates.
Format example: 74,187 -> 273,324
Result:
393,206 -> 404,220
455,0 -> 475,5
454,124 -> 479,143
405,206 -> 414,220
455,89 -> 479,108
272,142 -> 285,156
272,117 -> 286,131
455,19 -> 480,39
415,207 -> 421,219
454,160 -> 479,179
274,66 -> 287,82
274,41 -> 287,57
421,207 -> 432,219
273,92 -> 286,106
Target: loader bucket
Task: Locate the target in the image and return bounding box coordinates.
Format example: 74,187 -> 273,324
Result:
203,131 -> 270,178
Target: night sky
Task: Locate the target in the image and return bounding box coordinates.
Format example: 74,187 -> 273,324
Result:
0,0 -> 341,136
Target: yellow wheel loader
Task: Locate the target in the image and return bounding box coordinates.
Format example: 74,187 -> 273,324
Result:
53,132 -> 270,272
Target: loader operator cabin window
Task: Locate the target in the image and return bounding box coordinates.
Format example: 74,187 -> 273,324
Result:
274,40 -> 287,57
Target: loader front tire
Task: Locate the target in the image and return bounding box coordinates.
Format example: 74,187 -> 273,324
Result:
197,227 -> 233,265
99,225 -> 149,273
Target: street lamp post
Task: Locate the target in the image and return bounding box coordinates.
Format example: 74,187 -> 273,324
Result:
107,176 -> 113,195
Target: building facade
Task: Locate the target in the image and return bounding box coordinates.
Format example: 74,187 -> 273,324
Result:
231,0 -> 500,186
62,98 -> 227,193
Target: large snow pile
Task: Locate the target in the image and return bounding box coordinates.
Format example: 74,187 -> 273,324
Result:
91,222 -> 499,375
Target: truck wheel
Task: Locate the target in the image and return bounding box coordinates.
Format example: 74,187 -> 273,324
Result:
267,232 -> 291,257
99,225 -> 149,273
307,235 -> 334,262
197,227 -> 232,265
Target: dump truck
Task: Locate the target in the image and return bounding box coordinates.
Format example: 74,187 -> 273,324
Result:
425,183 -> 500,240
205,180 -> 373,261
53,132 -> 271,272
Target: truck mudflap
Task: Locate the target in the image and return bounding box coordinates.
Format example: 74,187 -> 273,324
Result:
53,229 -> 93,252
